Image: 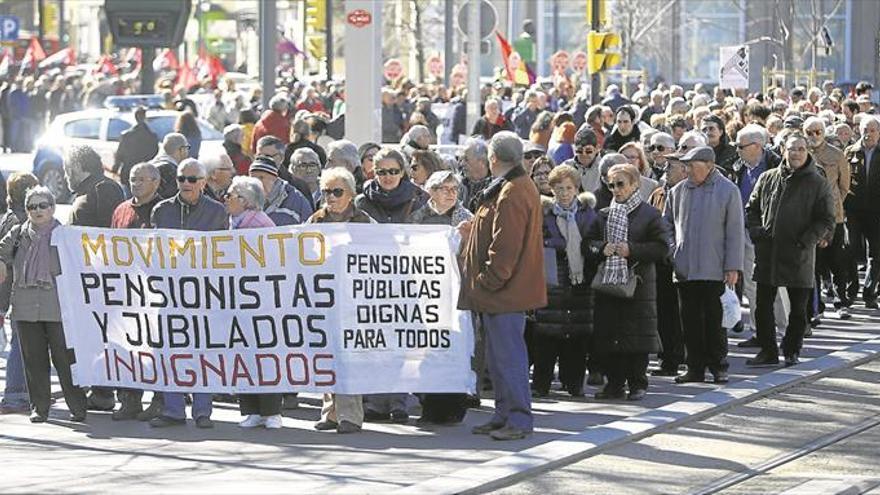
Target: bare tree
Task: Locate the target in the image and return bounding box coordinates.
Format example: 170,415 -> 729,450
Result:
608,0 -> 679,74
381,0 -> 445,83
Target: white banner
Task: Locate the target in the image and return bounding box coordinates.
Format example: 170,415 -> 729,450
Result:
52,224 -> 475,395
719,45 -> 750,90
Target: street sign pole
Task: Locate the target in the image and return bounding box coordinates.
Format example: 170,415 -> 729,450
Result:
259,0 -> 277,110
466,0 -> 481,139
590,0 -> 601,104
345,0 -> 382,144
141,46 -> 155,94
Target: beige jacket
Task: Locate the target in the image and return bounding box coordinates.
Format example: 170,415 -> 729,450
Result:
811,141 -> 850,224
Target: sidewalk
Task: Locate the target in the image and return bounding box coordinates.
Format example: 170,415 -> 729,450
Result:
1,306 -> 879,494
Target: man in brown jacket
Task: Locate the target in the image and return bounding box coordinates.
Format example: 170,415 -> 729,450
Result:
459,131 -> 547,441
805,117 -> 852,319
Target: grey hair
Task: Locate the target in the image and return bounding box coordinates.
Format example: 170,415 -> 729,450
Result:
679,130 -> 708,148
858,115 -> 879,134
803,116 -> 827,133
650,132 -> 675,150
326,140 -> 361,172
25,185 -> 56,208
162,132 -> 189,155
130,162 -> 160,182
488,131 -> 523,167
484,97 -> 500,110
203,153 -> 233,175
599,153 -> 629,180
223,124 -> 243,143
319,167 -> 357,195
269,94 -> 289,112
178,158 -> 207,177
290,148 -> 320,167
405,125 -> 431,144
228,176 -> 265,211
464,137 -> 488,163
424,170 -> 462,191
737,124 -> 768,146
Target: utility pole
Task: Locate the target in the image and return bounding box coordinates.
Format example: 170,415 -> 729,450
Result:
326,0 -> 333,79
444,0 -> 454,86
590,0 -> 601,104
58,0 -> 65,48
466,0 -> 481,136
259,0 -> 276,110
344,0 -> 382,144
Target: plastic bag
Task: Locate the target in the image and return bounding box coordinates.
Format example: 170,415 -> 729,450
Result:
721,286 -> 741,329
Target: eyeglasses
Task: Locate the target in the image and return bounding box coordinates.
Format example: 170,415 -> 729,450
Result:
321,188 -> 346,198
130,177 -> 157,184
294,163 -> 320,170
375,168 -> 402,177
26,202 -> 52,211
524,152 -> 544,159
678,145 -> 691,152
805,129 -> 824,136
432,186 -> 458,194
736,142 -> 757,150
648,145 -> 668,152
606,180 -> 628,190
179,145 -> 192,152
576,147 -> 596,154
223,192 -> 239,200
176,175 -> 203,183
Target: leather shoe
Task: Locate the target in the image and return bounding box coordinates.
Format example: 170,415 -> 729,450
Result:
627,389 -> 647,401
314,420 -> 338,431
784,353 -> 800,367
472,421 -> 504,435
195,416 -> 214,429
737,336 -> 761,348
712,370 -> 729,384
490,425 -> 530,441
86,392 -> 115,411
69,411 -> 87,422
149,415 -> 185,427
651,367 -> 679,377
390,410 -> 409,424
364,410 -> 390,422
336,420 -> 362,434
865,299 -> 879,309
674,371 -> 706,383
594,387 -> 626,400
746,352 -> 780,367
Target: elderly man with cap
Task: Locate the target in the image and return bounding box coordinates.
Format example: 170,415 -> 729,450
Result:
745,133 -> 835,367
249,155 -> 313,226
522,141 -> 546,176
663,146 -> 744,384
561,125 -> 602,192
151,133 -> 191,199
256,135 -> 314,209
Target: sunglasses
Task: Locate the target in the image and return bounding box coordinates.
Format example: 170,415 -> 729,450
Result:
606,180 -> 628,190
321,188 -> 346,198
375,168 -> 402,177
525,152 -> 544,159
26,202 -> 52,211
648,145 -> 668,152
176,175 -> 203,183
678,145 -> 691,152
179,145 -> 192,151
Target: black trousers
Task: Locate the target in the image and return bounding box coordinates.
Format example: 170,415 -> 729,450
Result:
530,332 -> 589,393
604,352 -> 648,392
656,263 -> 684,369
816,223 -> 852,308
17,321 -> 87,416
238,394 -> 282,416
677,281 -> 728,373
847,210 -> 880,302
756,284 -> 811,357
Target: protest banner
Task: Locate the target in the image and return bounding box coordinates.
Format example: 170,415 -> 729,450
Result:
52,223 -> 475,395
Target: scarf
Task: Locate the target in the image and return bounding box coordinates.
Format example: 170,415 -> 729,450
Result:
265,179 -> 287,214
553,201 -> 585,285
363,178 -> 421,212
603,191 -> 642,284
20,219 -> 60,289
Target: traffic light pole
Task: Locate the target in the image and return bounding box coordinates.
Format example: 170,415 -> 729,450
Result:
466,0 -> 481,137
259,0 -> 277,110
325,0 -> 333,80
590,0 -> 601,104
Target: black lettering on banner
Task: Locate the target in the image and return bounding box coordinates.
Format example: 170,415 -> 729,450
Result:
122,312 -> 142,345
253,315 -> 278,349
425,304 -> 439,323
229,318 -> 249,348
281,315 -> 304,347
147,276 -> 168,307
92,311 -> 109,343
265,274 -> 286,308
102,273 -> 123,306
80,273 -> 99,304
168,314 -> 190,348
179,277 -> 200,308
343,328 -> 387,349
307,315 -> 327,348
291,274 -> 312,307
394,328 -> 452,349
145,313 -> 163,348
239,276 -> 260,309
313,274 -> 335,307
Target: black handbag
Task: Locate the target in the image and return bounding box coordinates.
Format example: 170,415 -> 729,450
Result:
591,261 -> 640,298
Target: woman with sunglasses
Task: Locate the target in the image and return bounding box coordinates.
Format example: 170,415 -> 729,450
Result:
585,163 -> 669,401
0,186 -> 88,423
355,148 -> 428,424
307,168 -> 373,434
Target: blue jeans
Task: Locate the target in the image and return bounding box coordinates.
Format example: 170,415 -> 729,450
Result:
163,392 -> 212,420
2,322 -> 29,407
482,312 -> 532,431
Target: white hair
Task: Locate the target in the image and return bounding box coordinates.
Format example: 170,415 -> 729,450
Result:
424,170 -> 462,191
319,167 -> 357,195
679,130 -> 708,148
803,116 -> 827,133
228,176 -> 265,210
203,153 -> 233,175
737,124 -> 769,147
859,115 -> 880,134
130,162 -> 160,181
178,158 -> 206,177
650,132 -> 675,149
25,185 -> 56,208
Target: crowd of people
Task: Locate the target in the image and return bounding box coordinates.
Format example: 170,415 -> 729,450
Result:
0,70 -> 878,442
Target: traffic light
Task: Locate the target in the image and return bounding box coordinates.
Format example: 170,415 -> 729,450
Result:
305,0 -> 326,32
306,34 -> 326,59
587,31 -> 621,74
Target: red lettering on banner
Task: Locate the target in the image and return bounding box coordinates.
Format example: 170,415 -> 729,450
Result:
231,354 -> 255,386
160,351 -> 169,386
285,354 -> 309,385
104,348 -> 111,380
138,352 -> 157,384
114,349 -> 136,381
256,353 -> 282,385
314,353 -> 336,386
170,353 -> 197,386
200,354 -> 227,387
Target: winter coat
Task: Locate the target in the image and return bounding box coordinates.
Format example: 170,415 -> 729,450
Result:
458,166 -> 548,314
355,181 -> 429,224
532,194 -> 598,337
0,207 -> 26,312
114,122 -> 159,186
843,141 -> 880,214
264,180 -> 314,226
110,195 -> 162,229
69,173 -> 125,228
151,193 -> 229,231
150,154 -> 180,199
0,222 -> 62,322
471,115 -> 513,141
407,201 -> 473,226
810,141 -> 850,224
232,209 -> 275,229
251,110 -> 290,153
585,201 -> 669,354
745,158 -> 836,288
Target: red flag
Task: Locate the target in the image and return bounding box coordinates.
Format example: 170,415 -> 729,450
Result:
93,55 -> 119,76
19,36 -> 47,74
176,61 -> 197,91
494,30 -> 535,86
0,49 -> 10,77
154,49 -> 180,72
196,53 -> 226,87
38,47 -> 76,69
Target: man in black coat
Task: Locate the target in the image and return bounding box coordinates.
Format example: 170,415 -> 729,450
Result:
745,133 -> 835,367
844,116 -> 880,308
114,107 -> 159,191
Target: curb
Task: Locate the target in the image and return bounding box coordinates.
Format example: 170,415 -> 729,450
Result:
396,338 -> 880,495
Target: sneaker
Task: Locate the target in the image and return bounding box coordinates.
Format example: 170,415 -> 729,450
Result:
746,351 -> 780,367
195,416 -> 214,429
239,414 -> 264,428
784,353 -> 800,367
712,370 -> 729,384
737,336 -> 761,348
674,371 -> 706,383
149,415 -> 186,427
730,321 -> 745,333
263,415 -> 283,429
137,397 -> 164,422
390,410 -> 409,424
314,420 -> 338,431
336,420 -> 362,434
839,307 -> 852,320
490,425 -> 530,441
471,421 -> 504,435
29,411 -> 48,423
